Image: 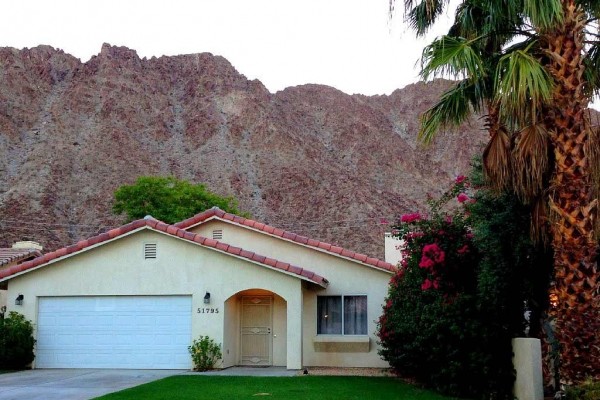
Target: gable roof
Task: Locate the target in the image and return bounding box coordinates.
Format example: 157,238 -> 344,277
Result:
0,248 -> 43,268
175,207 -> 396,273
0,218 -> 328,288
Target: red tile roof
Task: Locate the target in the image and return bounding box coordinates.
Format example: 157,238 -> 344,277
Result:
175,207 -> 396,273
0,248 -> 42,268
0,218 -> 329,288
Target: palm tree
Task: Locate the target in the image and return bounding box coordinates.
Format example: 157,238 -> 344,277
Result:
392,0 -> 600,383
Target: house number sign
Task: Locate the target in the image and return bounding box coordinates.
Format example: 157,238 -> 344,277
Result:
197,308 -> 219,314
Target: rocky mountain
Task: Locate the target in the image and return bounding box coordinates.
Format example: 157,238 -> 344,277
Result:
0,44 -> 488,259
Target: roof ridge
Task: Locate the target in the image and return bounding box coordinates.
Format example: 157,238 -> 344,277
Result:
0,219 -> 329,287
176,210 -> 396,273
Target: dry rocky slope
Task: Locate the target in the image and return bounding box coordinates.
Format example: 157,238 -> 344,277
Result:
0,44 -> 488,259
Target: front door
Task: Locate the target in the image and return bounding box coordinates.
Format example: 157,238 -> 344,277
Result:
240,296 -> 272,366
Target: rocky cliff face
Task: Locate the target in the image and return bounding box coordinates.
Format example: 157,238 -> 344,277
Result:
0,44 -> 488,259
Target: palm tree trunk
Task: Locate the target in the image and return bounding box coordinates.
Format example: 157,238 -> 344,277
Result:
542,0 -> 600,384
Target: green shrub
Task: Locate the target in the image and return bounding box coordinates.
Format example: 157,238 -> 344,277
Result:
0,312 -> 35,369
188,336 -> 222,371
378,172 -> 552,399
566,380 -> 600,400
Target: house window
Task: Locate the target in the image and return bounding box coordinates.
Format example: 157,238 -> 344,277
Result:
317,295 -> 367,335
144,243 -> 157,259
212,229 -> 223,240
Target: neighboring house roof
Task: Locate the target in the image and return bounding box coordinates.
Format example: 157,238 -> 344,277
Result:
0,218 -> 329,288
0,248 -> 42,268
176,207 -> 396,273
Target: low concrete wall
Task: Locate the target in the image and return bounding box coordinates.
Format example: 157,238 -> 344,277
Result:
513,338 -> 543,400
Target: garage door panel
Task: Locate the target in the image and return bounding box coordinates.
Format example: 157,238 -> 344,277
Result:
37,296 -> 192,369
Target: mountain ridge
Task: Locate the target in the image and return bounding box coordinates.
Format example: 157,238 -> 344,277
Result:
0,44 -> 488,258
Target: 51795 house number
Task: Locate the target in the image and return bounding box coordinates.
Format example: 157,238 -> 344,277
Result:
197,308 -> 219,314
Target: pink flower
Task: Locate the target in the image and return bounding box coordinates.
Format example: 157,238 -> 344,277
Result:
401,213 -> 421,223
457,244 -> 470,255
421,279 -> 433,290
455,175 -> 466,184
433,279 -> 440,289
419,257 -> 435,269
422,243 -> 445,264
457,193 -> 470,203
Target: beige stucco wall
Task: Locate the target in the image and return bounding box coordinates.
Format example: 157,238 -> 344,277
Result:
0,289 -> 6,310
5,228 -> 304,369
190,220 -> 392,368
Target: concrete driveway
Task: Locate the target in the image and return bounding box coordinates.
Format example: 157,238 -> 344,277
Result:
0,369 -> 184,400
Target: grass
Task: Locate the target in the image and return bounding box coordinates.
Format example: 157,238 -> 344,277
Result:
93,375 -> 458,400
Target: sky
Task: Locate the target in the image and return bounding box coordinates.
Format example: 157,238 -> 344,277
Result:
0,0 -> 458,96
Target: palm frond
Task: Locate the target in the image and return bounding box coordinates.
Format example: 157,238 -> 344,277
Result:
494,45 -> 554,126
585,122 -> 600,237
421,35 -> 486,81
583,42 -> 600,99
405,0 -> 451,36
483,126 -> 512,192
418,80 -> 482,143
512,123 -> 550,202
523,0 -> 563,30
530,194 -> 550,246
576,0 -> 600,18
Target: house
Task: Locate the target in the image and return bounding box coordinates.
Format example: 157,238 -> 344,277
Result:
0,208 -> 395,370
0,241 -> 43,312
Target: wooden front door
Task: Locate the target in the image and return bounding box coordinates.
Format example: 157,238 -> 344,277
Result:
240,296 -> 272,366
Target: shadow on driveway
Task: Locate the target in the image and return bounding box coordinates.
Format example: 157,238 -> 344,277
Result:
0,369 -> 183,400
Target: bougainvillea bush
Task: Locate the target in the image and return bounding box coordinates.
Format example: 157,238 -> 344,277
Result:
378,173 -> 552,399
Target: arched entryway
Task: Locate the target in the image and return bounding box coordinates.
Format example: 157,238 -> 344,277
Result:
222,289 -> 287,368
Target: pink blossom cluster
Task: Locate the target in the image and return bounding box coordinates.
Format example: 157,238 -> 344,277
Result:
400,213 -> 421,223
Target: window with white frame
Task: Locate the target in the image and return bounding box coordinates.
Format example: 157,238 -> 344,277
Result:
317,295 -> 367,335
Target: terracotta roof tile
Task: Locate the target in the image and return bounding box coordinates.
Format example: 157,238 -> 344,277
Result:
0,218 -> 328,287
354,253 -> 368,262
341,249 -> 354,258
174,208 -> 396,273
275,261 -> 290,271
216,242 -> 229,252
282,232 -> 296,241
203,238 -> 218,247
329,246 -> 343,254
228,246 -> 242,256
0,248 -> 42,268
240,250 -> 255,259
295,236 -> 309,245
264,257 -> 277,267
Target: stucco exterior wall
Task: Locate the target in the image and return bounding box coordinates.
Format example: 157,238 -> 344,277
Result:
190,220 -> 391,368
5,229 -> 304,369
0,289 -> 6,310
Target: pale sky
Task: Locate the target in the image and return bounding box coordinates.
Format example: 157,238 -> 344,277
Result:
0,0 -> 457,96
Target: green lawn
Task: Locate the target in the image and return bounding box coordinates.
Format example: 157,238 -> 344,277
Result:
93,375 -> 459,400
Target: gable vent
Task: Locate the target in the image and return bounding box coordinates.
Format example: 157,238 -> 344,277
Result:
144,243 -> 157,259
212,230 -> 223,240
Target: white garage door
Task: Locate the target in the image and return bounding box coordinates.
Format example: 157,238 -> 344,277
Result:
36,296 -> 192,369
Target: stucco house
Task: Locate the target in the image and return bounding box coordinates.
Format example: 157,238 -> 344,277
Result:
0,207 -> 395,370
0,241 -> 43,312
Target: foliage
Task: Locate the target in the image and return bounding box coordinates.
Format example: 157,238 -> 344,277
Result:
565,379 -> 600,400
94,376 -> 455,400
378,170 -> 552,398
188,336 -> 222,371
392,0 -> 600,383
0,312 -> 35,369
113,176 -> 248,224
